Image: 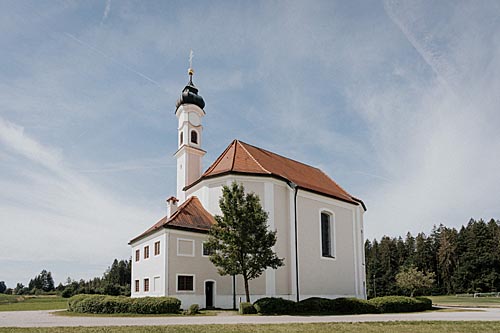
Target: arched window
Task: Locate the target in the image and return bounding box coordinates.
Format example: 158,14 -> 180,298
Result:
321,212 -> 334,258
191,130 -> 198,144
180,132 -> 184,145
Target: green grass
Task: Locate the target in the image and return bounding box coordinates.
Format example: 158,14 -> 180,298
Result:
0,295 -> 67,311
429,295 -> 500,308
2,322 -> 500,333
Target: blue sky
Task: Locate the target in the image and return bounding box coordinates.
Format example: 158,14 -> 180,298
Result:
1,0 -> 499,287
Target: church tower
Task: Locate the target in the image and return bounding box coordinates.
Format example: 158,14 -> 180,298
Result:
174,65 -> 206,202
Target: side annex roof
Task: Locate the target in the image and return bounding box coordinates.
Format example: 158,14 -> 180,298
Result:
129,196 -> 215,244
185,139 -> 366,210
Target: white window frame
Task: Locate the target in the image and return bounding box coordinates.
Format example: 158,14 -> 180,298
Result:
176,274 -> 195,292
319,209 -> 336,260
177,238 -> 195,257
190,129 -> 200,146
201,241 -> 213,257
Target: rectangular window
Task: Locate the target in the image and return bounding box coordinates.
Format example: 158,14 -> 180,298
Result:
202,242 -> 214,256
135,249 -> 140,262
177,238 -> 195,256
177,275 -> 194,291
144,278 -> 149,292
154,241 -> 160,256
144,246 -> 149,259
321,212 -> 333,257
135,280 -> 139,292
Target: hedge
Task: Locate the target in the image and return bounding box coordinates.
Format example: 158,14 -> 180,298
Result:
67,294 -> 181,314
253,297 -> 297,315
239,302 -> 257,314
368,296 -> 432,313
251,296 -> 432,315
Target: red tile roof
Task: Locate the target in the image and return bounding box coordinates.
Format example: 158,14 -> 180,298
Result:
129,196 -> 215,244
187,140 -> 365,209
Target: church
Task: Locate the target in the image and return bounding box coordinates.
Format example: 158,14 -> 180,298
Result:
129,66 -> 367,309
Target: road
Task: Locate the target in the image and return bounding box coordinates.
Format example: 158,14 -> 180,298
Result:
1,307 -> 500,327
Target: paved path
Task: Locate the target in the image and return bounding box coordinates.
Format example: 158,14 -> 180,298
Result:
1,307 -> 500,327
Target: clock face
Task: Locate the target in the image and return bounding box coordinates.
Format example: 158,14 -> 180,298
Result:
189,113 -> 201,126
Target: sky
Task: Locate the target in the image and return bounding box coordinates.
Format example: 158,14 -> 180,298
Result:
1,0 -> 499,288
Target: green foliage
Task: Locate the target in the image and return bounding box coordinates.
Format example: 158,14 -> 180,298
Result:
297,297 -> 377,315
206,182 -> 284,302
28,270 -> 55,293
368,296 -> 432,313
0,282 -> 6,294
67,294 -> 181,314
239,302 -> 257,314
366,219 -> 500,296
253,297 -> 297,315
252,296 -> 430,315
187,303 -> 200,315
396,266 -> 435,297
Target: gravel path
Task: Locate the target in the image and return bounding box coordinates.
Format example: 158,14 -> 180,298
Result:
1,307 -> 500,327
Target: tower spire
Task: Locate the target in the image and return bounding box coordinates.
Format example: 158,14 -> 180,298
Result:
188,49 -> 194,86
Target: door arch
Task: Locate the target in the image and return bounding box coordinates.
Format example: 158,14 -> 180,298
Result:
204,280 -> 215,308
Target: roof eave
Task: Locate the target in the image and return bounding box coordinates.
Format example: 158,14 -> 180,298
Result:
184,171 -> 362,208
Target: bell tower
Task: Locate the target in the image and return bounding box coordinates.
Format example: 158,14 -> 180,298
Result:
174,60 -> 206,202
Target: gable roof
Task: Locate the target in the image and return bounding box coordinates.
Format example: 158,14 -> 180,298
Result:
186,140 -> 366,210
129,196 -> 215,244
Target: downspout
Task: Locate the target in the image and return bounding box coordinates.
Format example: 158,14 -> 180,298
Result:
288,181 -> 300,302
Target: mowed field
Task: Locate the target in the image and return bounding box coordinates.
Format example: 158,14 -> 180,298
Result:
0,295 -> 67,311
2,322 -> 500,333
429,295 -> 500,308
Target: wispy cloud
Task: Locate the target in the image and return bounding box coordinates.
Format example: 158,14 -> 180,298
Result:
101,0 -> 112,24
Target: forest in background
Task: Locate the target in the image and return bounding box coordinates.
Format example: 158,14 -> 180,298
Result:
366,218 -> 500,297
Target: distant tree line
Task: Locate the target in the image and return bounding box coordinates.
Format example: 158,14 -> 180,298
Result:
1,259 -> 131,297
366,218 -> 500,297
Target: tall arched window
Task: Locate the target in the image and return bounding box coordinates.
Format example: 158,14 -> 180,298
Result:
180,132 -> 183,145
190,130 -> 198,144
321,212 -> 334,258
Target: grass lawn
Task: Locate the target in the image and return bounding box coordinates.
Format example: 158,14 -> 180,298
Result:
1,322 -> 500,333
429,295 -> 500,308
0,295 -> 67,311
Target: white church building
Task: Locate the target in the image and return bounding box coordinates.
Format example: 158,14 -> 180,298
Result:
129,67 -> 367,309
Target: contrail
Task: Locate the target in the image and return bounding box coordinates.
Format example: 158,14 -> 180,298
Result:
64,32 -> 163,88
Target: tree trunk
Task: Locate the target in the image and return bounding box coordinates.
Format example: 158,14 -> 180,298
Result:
243,275 -> 250,303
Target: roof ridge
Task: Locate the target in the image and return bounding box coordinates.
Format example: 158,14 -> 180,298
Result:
202,140 -> 237,176
236,140 -> 271,174
238,140 -> 323,171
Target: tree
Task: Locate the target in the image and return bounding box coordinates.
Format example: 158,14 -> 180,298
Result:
0,281 -> 6,294
206,182 -> 284,302
396,266 -> 435,297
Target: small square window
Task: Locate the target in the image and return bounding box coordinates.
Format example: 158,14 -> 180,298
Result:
177,275 -> 194,291
202,242 -> 215,256
144,246 -> 150,259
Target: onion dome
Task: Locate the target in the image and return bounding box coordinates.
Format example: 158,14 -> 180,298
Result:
175,68 -> 205,110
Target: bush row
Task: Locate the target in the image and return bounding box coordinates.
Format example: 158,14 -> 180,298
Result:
67,294 -> 181,314
251,296 -> 432,315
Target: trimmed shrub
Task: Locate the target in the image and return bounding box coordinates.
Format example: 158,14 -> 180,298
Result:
239,302 -> 257,314
253,297 -> 296,315
368,296 -> 432,313
187,303 -> 200,315
297,297 -> 378,315
130,297 -> 181,314
67,294 -> 181,314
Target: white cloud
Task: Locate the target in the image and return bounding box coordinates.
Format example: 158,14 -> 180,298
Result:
0,116 -> 158,284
